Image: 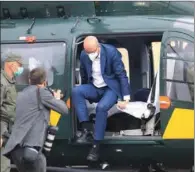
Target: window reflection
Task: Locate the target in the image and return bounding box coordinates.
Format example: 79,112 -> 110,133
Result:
164,59 -> 194,84
164,38 -> 194,102
166,39 -> 194,61
166,81 -> 194,102
1,42 -> 66,87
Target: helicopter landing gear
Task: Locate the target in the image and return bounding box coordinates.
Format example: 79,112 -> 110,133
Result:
100,162 -> 110,170
138,163 -> 168,172
88,161 -> 110,170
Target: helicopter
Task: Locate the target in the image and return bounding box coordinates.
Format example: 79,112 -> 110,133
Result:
1,1 -> 194,172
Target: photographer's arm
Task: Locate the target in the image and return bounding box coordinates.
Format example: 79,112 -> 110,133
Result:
39,88 -> 68,115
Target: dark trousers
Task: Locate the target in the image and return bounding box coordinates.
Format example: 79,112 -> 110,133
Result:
72,84 -> 118,140
11,147 -> 46,172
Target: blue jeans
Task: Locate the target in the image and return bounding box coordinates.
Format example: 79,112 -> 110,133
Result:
72,84 -> 118,140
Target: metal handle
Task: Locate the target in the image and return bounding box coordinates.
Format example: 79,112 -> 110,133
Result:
87,17 -> 101,24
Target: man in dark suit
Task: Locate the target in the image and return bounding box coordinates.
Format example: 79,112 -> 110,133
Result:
3,67 -> 68,172
72,36 -> 130,161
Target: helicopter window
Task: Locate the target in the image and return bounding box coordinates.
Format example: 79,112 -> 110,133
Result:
165,81 -> 194,102
165,39 -> 194,62
163,39 -> 194,102
94,2 -> 194,16
164,59 -> 194,102
1,42 -> 66,87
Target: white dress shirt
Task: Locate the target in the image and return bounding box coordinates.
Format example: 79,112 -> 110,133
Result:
91,53 -> 130,101
92,53 -> 107,88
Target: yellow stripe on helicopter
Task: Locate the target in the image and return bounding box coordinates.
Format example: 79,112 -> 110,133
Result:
163,108 -> 194,139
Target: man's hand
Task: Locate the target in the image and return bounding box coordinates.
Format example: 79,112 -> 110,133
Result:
117,100 -> 129,110
53,89 -> 61,100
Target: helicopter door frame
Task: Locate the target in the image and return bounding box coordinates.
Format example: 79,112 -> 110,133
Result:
159,28 -> 194,140
141,44 -> 152,89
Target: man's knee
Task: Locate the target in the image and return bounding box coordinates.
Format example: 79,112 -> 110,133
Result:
96,103 -> 109,112
72,86 -> 83,97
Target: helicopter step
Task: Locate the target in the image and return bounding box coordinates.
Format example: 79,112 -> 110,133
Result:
11,163 -> 192,172
46,167 -> 191,172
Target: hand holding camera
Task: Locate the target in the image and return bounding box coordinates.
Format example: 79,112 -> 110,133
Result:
48,87 -> 64,100
52,89 -> 62,100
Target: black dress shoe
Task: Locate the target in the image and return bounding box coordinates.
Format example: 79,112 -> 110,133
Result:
76,129 -> 93,143
87,145 -> 99,162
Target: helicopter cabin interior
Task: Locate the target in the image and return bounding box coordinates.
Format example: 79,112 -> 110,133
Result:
74,33 -> 162,138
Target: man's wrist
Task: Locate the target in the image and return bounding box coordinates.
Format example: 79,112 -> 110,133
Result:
123,95 -> 130,102
117,96 -> 130,103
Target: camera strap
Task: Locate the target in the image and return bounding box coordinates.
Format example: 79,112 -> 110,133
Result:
36,87 -> 42,111
35,87 -> 50,153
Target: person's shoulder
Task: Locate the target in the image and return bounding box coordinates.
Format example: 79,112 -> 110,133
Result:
101,43 -> 118,55
80,49 -> 86,55
80,50 -> 87,61
1,76 -> 6,86
39,87 -> 53,97
39,87 -> 50,93
101,43 -> 117,51
16,86 -> 30,101
18,86 -> 35,95
0,69 -> 4,76
1,70 -> 7,85
101,43 -> 118,58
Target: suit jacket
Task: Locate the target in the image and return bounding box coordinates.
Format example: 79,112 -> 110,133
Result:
80,43 -> 130,100
3,85 -> 68,157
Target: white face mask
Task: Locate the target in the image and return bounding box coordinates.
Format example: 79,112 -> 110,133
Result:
88,52 -> 98,61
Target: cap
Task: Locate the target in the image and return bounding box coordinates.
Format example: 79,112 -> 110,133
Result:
4,53 -> 23,65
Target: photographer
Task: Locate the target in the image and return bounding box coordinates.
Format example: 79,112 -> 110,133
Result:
3,67 -> 68,172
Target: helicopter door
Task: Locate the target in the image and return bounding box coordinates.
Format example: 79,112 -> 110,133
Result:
159,29 -> 194,140
141,44 -> 152,88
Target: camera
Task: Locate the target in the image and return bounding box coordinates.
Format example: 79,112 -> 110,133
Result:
46,87 -> 64,100
43,126 -> 59,156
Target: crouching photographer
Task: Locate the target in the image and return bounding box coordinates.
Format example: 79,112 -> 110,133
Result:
2,67 -> 68,172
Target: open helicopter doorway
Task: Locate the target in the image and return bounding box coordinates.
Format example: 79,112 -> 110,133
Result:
73,33 -> 162,140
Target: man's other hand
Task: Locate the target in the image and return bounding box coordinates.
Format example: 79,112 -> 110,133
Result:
53,89 -> 61,100
117,100 -> 128,110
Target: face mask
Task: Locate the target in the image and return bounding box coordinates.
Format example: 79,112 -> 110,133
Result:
14,67 -> 24,76
88,52 -> 98,61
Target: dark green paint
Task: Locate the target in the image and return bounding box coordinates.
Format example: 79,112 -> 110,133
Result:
1,1 -> 194,169
160,29 -> 194,135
